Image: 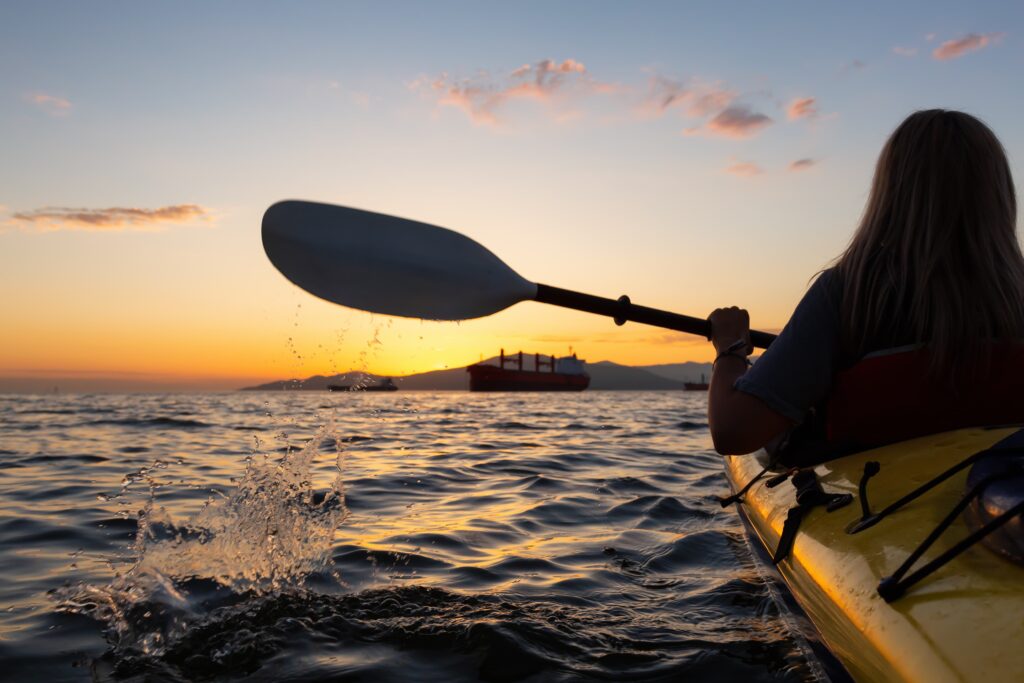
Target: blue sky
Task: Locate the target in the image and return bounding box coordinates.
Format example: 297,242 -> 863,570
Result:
2,1 -> 1022,389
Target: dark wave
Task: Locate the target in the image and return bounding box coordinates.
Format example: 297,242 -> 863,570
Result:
85,585 -> 801,682
21,453 -> 110,464
84,416 -> 212,429
487,421 -> 547,431
564,422 -> 622,430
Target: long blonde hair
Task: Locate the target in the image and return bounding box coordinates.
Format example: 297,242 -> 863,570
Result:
835,109 -> 1024,374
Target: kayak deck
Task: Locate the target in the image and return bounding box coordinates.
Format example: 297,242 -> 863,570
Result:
724,427 -> 1024,683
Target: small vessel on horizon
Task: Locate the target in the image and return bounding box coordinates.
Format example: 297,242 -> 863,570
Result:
327,377 -> 398,392
467,349 -> 590,392
684,374 -> 708,391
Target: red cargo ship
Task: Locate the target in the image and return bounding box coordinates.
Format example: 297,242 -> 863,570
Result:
467,349 -> 590,392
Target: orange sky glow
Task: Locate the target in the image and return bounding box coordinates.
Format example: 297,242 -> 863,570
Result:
2,4 -> 1021,391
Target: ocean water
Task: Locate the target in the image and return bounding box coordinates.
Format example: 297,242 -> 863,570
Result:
0,391 -> 823,682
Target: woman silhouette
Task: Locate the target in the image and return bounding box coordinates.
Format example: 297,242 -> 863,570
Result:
706,109 -> 1024,458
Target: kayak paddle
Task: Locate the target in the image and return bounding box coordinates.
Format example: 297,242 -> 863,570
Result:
261,200 -> 776,349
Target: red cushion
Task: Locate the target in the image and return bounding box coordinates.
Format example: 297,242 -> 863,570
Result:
825,345 -> 1024,447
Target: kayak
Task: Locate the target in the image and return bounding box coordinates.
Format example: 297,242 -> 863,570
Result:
724,426 -> 1024,683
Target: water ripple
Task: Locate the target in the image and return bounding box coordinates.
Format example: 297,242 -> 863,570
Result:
0,391 -> 817,682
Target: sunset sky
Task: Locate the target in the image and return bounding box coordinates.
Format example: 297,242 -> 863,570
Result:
2,2 -> 1023,391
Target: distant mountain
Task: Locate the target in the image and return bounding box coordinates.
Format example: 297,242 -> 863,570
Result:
243,361 -> 494,392
240,359 -> 696,391
388,367 -> 468,390
242,372 -> 386,392
638,362 -> 713,384
585,361 -> 687,390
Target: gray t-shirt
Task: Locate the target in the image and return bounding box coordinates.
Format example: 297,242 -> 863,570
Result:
734,270 -> 842,423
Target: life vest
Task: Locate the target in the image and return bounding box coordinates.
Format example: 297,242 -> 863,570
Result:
825,344 -> 1024,448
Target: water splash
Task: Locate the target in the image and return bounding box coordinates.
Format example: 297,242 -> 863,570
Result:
137,427 -> 346,592
55,421 -> 348,654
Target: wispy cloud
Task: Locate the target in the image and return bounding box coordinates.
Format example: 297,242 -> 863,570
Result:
839,59 -> 867,74
786,97 -> 817,120
414,61 -> 808,144
639,75 -> 775,139
687,105 -> 773,139
637,75 -> 735,119
411,58 -> 614,127
25,92 -> 72,116
725,161 -> 764,177
640,332 -> 735,346
892,46 -> 918,57
932,32 -> 1004,60
788,158 -> 817,172
7,205 -> 211,232
524,331 -> 713,347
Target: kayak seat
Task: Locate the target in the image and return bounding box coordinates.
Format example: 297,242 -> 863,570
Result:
826,344 -> 1024,450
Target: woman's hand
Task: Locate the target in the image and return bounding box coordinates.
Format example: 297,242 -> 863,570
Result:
707,306 -> 753,356
705,305 -> 791,454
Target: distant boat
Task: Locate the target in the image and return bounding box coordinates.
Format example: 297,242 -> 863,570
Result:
467,349 -> 589,392
327,377 -> 398,392
684,374 -> 708,391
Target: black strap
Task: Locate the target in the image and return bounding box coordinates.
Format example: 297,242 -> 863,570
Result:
848,451 -> 983,533
772,469 -> 853,564
847,460 -> 882,532
877,470 -> 1024,602
718,458 -> 778,507
849,431 -> 1024,535
772,505 -> 806,564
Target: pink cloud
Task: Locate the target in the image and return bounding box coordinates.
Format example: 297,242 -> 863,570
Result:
932,33 -> 1004,60
641,74 -> 781,141
788,158 -> 816,171
786,97 -> 817,120
534,58 -> 585,76
694,105 -> 772,139
25,92 -> 71,116
8,205 -> 210,232
430,81 -> 501,126
639,75 -> 735,119
413,59 -> 609,127
725,162 -> 764,177
415,63 -> 797,144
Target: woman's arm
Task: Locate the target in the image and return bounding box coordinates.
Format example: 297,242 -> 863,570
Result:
707,307 -> 794,455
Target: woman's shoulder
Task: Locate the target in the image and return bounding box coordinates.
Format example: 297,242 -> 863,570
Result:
800,267 -> 842,314
814,267 -> 840,292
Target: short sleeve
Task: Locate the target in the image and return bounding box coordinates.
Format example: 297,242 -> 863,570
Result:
734,270 -> 842,423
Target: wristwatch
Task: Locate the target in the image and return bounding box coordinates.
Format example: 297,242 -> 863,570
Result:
713,338 -> 751,367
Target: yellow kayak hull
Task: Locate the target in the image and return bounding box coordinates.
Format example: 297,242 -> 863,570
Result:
724,427 -> 1024,683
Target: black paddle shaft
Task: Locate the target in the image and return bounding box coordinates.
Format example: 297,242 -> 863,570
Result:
534,284 -> 776,350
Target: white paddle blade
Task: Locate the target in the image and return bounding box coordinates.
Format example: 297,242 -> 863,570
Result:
262,200 -> 538,320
